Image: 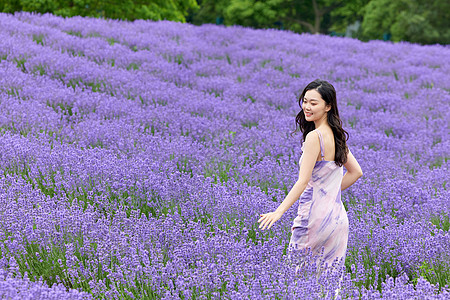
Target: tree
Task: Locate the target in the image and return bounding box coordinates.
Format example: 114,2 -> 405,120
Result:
221,0 -> 363,35
361,0 -> 450,44
188,0 -> 229,25
0,0 -> 199,22
193,0 -> 349,34
224,0 -> 286,29
328,0 -> 369,33
280,0 -> 344,34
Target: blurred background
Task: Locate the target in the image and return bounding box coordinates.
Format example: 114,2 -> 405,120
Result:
1,0 -> 449,45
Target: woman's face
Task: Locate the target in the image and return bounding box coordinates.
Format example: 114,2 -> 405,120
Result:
302,89 -> 330,121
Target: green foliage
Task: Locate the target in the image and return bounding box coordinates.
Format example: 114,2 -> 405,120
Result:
286,0 -> 343,33
3,0 -> 448,44
0,0 -> 199,22
329,0 -> 369,33
411,261 -> 450,292
192,0 -> 360,35
191,0 -> 320,33
361,0 -> 450,44
190,0 -> 449,44
224,0 -> 286,28
189,0 -> 230,25
430,214 -> 450,232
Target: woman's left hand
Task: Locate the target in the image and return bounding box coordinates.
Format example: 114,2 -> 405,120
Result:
258,211 -> 283,230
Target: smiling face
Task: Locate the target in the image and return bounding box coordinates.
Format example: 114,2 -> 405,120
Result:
302,89 -> 331,122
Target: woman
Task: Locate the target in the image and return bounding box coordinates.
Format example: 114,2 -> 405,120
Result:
258,79 -> 363,274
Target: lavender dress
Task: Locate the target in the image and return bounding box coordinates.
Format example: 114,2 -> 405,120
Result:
289,129 -> 349,270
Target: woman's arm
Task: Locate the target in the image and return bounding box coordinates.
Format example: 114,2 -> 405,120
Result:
274,132 -> 319,215
341,148 -> 363,191
258,131 -> 320,230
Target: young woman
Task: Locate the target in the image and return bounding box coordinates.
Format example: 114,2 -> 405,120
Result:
258,79 -> 363,274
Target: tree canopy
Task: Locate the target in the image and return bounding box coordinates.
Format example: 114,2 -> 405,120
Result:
190,0 -> 449,44
0,0 -> 199,22
1,0 -> 448,44
361,0 -> 450,44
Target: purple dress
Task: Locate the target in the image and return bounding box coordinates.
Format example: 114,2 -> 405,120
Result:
288,129 -> 349,270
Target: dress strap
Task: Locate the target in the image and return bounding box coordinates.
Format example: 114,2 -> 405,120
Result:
315,129 -> 325,160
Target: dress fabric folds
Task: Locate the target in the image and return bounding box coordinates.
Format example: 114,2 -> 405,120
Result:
288,129 -> 349,271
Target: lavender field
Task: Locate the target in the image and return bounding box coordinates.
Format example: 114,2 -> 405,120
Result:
0,11 -> 449,299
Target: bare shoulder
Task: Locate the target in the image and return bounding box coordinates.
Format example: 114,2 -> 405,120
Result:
303,130 -> 320,151
304,130 -> 320,144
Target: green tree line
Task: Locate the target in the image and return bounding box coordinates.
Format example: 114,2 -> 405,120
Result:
0,0 -> 199,22
1,0 -> 449,44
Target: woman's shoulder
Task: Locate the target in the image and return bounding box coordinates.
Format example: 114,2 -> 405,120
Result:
302,130 -> 321,150
304,129 -> 320,142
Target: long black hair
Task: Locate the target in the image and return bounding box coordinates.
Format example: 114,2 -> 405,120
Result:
291,79 -> 349,166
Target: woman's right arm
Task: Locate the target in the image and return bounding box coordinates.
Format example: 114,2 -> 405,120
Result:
341,148 -> 363,191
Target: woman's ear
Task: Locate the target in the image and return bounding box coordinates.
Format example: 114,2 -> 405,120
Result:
325,104 -> 331,112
